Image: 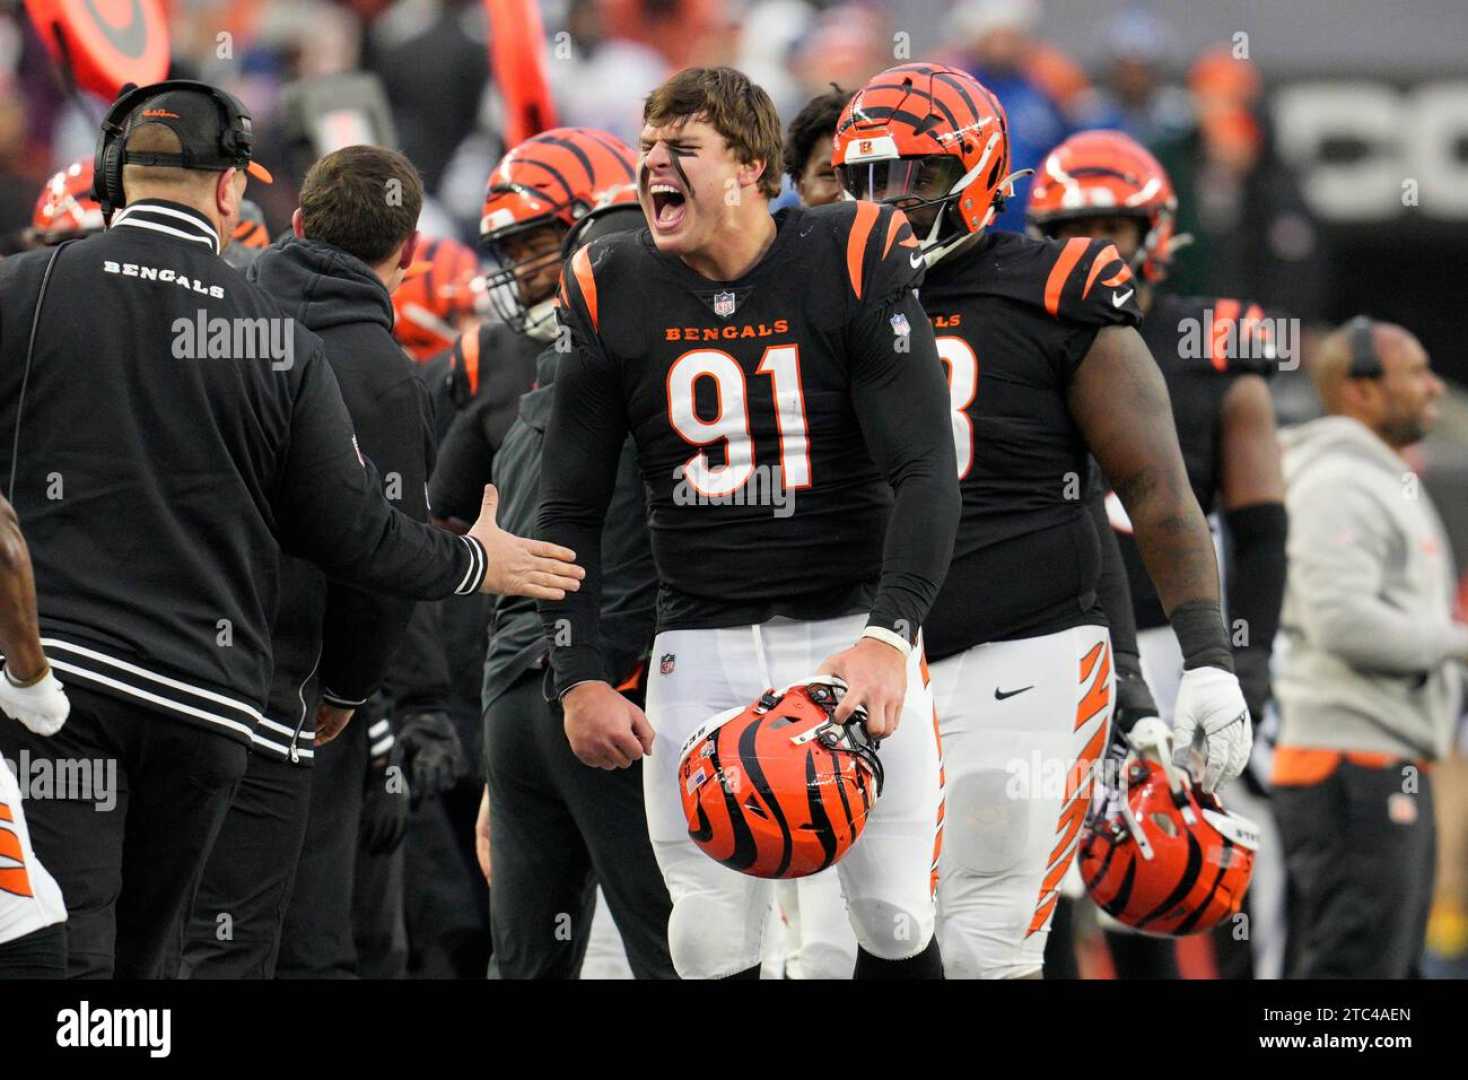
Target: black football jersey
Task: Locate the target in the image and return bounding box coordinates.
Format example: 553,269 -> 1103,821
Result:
919,232 -> 1144,661
538,201 -> 959,692
1117,292 -> 1278,630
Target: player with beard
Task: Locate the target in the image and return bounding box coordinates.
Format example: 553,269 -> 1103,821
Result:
833,63 -> 1252,979
538,66 -> 960,980
1027,130 -> 1288,979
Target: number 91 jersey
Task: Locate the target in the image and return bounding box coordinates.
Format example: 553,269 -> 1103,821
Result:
553,199 -> 943,632
919,231 -> 1143,659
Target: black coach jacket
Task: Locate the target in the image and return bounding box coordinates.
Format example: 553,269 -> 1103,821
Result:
0,199 -> 486,750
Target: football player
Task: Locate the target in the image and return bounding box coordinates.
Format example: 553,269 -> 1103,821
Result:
1028,130 -> 1287,978
0,493 -> 69,978
391,234 -> 483,363
783,85 -> 853,208
539,66 -> 960,980
428,128 -> 640,526
833,63 -> 1252,979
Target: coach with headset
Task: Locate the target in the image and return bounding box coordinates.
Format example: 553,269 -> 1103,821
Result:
0,79 -> 582,978
1273,316 -> 1466,977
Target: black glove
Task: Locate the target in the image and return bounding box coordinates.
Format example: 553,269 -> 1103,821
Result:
396,711 -> 466,807
1104,651 -> 1160,779
361,744 -> 409,855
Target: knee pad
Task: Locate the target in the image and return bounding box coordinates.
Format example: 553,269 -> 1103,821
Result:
667,889 -> 764,979
945,768 -> 1031,876
846,896 -> 935,962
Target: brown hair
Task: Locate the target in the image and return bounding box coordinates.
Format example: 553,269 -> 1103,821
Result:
299,145 -> 423,265
644,67 -> 783,200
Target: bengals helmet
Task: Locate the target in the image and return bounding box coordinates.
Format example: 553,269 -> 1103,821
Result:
31,160 -> 105,243
479,127 -> 638,339
678,676 -> 884,879
392,235 -> 482,362
1026,130 -> 1185,284
231,199 -> 270,251
833,62 -> 1027,267
1080,753 -> 1258,936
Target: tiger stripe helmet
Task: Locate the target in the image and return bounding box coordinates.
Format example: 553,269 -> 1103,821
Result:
1080,756 -> 1258,936
1026,130 -> 1183,284
479,127 -> 638,337
832,62 -> 1024,267
392,235 -> 482,362
31,160 -> 104,242
678,676 -> 884,879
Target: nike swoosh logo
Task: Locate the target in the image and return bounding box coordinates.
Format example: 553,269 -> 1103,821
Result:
910,252 -> 926,269
994,685 -> 1034,701
1112,289 -> 1134,308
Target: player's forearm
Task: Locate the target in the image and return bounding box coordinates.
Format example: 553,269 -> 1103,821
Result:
870,459 -> 960,643
1115,468 -> 1221,615
0,502 -> 47,679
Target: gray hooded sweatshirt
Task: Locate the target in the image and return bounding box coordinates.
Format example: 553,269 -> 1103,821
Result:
1275,415 -> 1466,760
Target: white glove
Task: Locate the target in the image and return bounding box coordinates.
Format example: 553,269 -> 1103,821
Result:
1171,665 -> 1252,792
0,663 -> 70,736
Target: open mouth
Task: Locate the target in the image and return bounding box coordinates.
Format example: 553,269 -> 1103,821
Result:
647,181 -> 688,232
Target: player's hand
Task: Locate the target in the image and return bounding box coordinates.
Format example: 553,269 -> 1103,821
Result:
817,637 -> 907,738
314,702 -> 355,746
562,680 -> 655,769
0,662 -> 69,737
475,785 -> 492,885
1171,665 -> 1252,792
468,485 -> 585,600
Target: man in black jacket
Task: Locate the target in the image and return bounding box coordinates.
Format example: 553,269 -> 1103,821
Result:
179,145 -> 443,977
479,203 -> 674,979
0,81 -> 581,978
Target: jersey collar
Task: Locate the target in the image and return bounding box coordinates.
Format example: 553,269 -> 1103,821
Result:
111,199 -> 221,256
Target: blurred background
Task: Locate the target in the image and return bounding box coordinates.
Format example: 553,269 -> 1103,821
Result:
3,0 -> 1466,977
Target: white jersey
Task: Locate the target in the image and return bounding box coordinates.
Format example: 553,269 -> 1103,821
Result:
0,754 -> 67,945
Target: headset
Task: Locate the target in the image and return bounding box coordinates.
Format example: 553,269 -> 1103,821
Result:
92,79 -> 257,224
1345,314 -> 1383,379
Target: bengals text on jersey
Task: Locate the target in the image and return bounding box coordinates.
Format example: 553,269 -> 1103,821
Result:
537,198 -> 959,693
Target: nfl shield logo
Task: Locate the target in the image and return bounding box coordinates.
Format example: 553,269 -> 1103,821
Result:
660,653 -> 676,675
713,290 -> 737,318
890,312 -> 911,336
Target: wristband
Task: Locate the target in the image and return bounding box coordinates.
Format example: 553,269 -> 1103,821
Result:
861,626 -> 912,656
1169,600 -> 1234,673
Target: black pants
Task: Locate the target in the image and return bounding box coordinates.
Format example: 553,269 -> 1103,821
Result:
0,685 -> 248,978
404,780 -> 489,978
276,717 -> 366,978
0,922 -> 66,978
354,841 -> 407,978
1276,759 -> 1435,978
482,669 -> 676,979
178,750 -> 312,978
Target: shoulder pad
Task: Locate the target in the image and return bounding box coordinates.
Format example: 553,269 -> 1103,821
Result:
1036,236 -> 1142,326
806,200 -> 924,304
